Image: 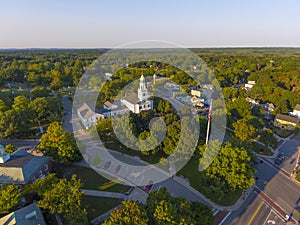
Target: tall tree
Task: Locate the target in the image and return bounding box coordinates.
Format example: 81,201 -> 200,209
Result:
28,174 -> 88,225
205,142 -> 255,190
38,122 -> 82,164
0,184 -> 22,214
146,188 -> 213,225
103,200 -> 148,225
233,119 -> 257,142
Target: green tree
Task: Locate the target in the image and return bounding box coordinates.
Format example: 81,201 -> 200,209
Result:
103,200 -> 148,225
146,188 -> 213,225
0,184 -> 22,214
96,117 -> 113,142
227,98 -> 251,119
33,174 -> 88,225
259,129 -> 277,149
233,119 -> 257,142
38,122 -> 82,164
31,86 -> 50,99
4,144 -> 17,154
0,109 -> 31,138
30,97 -> 50,123
12,95 -> 31,112
0,100 -> 8,112
89,75 -> 103,90
205,142 -> 255,190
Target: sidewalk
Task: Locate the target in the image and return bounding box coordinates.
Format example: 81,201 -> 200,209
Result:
173,176 -> 254,211
81,190 -> 124,199
81,187 -> 148,203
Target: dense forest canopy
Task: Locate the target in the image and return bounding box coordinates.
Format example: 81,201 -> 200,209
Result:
0,47 -> 299,114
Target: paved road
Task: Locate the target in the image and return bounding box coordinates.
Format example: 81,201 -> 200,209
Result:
224,157 -> 300,224
62,96 -> 73,133
228,195 -> 284,225
0,138 -> 39,149
276,134 -> 300,174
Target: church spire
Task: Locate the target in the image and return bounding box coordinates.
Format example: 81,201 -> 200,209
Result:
138,73 -> 149,101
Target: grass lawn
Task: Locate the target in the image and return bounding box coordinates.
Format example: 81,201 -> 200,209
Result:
56,164 -> 130,192
104,141 -> 170,171
177,157 -> 242,206
245,141 -> 274,156
83,196 -> 120,222
273,127 -> 295,138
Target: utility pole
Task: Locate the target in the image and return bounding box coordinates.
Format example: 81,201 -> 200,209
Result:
206,98 -> 212,145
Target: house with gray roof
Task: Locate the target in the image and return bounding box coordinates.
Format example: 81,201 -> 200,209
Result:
0,149 -> 52,187
0,202 -> 47,225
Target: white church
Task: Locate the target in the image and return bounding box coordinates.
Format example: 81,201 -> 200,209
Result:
121,74 -> 153,114
77,74 -> 153,129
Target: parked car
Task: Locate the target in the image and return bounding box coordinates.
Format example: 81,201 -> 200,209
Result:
275,152 -> 285,165
143,180 -> 153,192
104,161 -> 111,170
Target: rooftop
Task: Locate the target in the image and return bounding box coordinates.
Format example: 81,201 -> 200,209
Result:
123,92 -> 140,104
275,114 -> 299,124
294,104 -> 300,111
0,202 -> 47,225
0,150 -> 51,184
77,103 -> 94,119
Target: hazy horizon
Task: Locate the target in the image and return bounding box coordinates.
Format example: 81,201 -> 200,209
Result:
1,0 -> 300,48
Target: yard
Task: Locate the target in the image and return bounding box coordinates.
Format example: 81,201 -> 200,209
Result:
245,141 -> 274,156
273,127 -> 295,138
55,164 -> 131,192
83,196 -> 120,222
177,157 -> 242,206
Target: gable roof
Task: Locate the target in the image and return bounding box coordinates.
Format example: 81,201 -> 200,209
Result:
0,202 -> 47,225
123,92 -> 140,104
294,104 -> 300,111
0,150 -> 51,184
77,103 -> 95,119
275,114 -> 299,124
104,101 -> 114,108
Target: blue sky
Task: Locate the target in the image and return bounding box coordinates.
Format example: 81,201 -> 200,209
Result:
0,0 -> 300,48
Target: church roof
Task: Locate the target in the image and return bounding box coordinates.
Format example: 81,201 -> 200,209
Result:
123,92 -> 140,104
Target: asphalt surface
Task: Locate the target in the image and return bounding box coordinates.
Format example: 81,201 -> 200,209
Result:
0,138 -> 39,149
62,96 -> 73,133
223,132 -> 300,225
276,135 -> 300,174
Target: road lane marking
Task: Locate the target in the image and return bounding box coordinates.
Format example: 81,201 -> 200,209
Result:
263,209 -> 272,225
247,201 -> 264,225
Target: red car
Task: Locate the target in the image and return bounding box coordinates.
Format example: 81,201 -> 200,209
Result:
143,180 -> 153,192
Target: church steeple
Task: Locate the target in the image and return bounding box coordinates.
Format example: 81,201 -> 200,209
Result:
139,73 -> 146,89
138,73 -> 149,101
